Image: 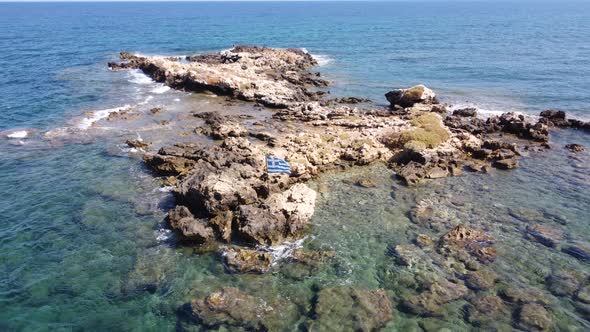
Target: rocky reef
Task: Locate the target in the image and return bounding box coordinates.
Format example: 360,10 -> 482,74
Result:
108,46 -> 590,331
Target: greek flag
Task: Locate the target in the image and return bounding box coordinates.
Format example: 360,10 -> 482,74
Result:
266,155 -> 291,175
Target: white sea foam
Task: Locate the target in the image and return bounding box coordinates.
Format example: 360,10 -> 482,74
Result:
151,85 -> 171,94
158,186 -> 174,193
258,236 -> 308,265
76,105 -> 131,130
155,228 -> 173,241
138,96 -> 154,105
6,130 -> 28,139
301,48 -> 334,66
128,70 -> 153,85
312,54 -> 334,66
134,52 -> 186,59
450,102 -> 524,118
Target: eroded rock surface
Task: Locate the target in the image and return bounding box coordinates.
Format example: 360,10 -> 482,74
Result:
109,46 -> 326,108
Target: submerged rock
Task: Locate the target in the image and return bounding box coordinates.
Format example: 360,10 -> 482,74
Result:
562,241 -> 590,262
402,280 -> 468,317
438,226 -> 496,263
465,269 -> 498,291
517,303 -> 554,331
190,287 -> 296,331
466,295 -> 511,328
525,224 -> 564,248
309,287 -> 393,331
223,247 -> 273,274
546,269 -> 587,297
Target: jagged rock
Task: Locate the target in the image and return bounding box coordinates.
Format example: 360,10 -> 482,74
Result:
209,211 -> 233,242
237,184 -> 316,245
179,162 -> 262,216
540,110 -> 566,120
402,280 -> 468,317
143,153 -> 196,176
525,224 -> 564,248
493,157 -> 519,170
441,226 -> 494,243
190,287 -> 296,331
223,247 -> 273,274
126,139 -> 150,150
562,241 -> 590,262
453,108 -> 477,117
430,104 -> 448,114
565,144 -> 585,153
309,287 -> 393,331
167,206 -> 215,242
438,226 -> 496,263
517,303 -> 553,331
444,115 -> 488,134
496,112 -> 549,142
385,85 -> 437,108
195,112 -> 248,139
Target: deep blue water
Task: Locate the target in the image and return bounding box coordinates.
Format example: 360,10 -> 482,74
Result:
1,1 -> 590,132
1,1 -> 590,331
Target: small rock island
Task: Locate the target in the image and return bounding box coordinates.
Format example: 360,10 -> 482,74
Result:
109,45 -> 589,331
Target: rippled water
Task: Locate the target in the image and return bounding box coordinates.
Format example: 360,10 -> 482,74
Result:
1,1 -> 590,331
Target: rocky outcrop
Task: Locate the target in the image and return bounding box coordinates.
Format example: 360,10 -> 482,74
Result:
168,205 -> 215,243
539,109 -> 590,130
385,85 -> 438,108
194,112 -> 248,139
565,143 -> 585,152
109,46 -> 326,108
453,107 -> 477,117
236,183 -> 316,245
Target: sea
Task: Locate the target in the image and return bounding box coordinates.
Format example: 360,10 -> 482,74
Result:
1,1 -> 589,331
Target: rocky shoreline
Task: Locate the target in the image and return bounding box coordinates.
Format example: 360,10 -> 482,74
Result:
108,46 -> 589,331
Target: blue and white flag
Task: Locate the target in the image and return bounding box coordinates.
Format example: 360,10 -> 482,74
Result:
266,155 -> 291,175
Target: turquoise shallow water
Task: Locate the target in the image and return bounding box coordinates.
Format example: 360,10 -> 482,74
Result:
1,1 -> 590,331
